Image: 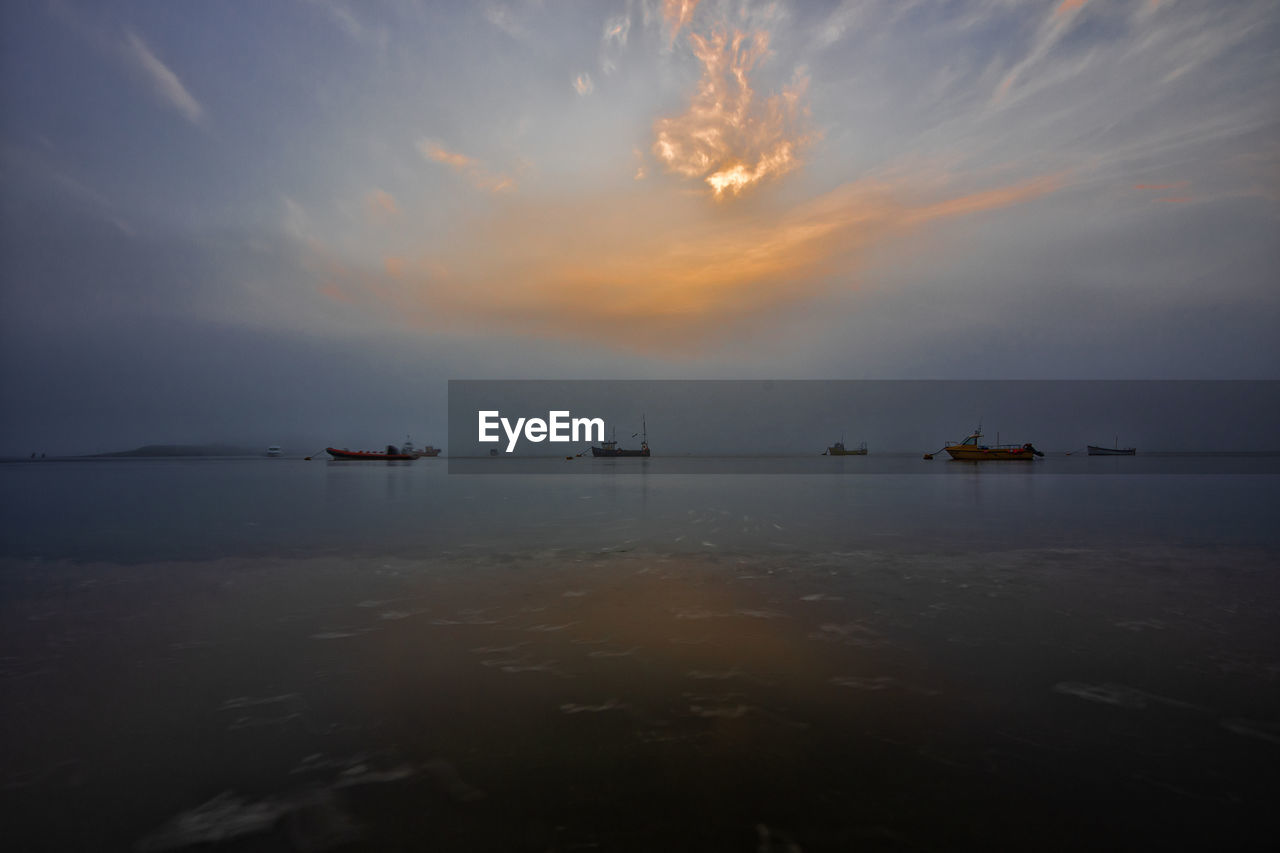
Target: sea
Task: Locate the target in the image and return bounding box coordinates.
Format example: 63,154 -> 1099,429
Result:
2,455 -> 1278,851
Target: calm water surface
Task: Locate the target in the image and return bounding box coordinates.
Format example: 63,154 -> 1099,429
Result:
2,458 -> 1278,851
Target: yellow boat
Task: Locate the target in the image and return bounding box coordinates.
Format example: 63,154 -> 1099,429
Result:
944,428 -> 1043,461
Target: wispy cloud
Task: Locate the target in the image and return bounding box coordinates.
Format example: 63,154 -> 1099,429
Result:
311,169 -> 1063,352
661,0 -> 700,47
652,28 -> 811,198
1144,2 -> 1270,85
601,14 -> 631,73
990,0 -> 1091,107
1,142 -> 136,236
305,0 -> 390,51
417,139 -> 514,193
123,30 -> 206,125
282,197 -> 318,247
813,0 -> 866,50
484,4 -> 527,40
574,73 -> 594,96
365,188 -> 399,223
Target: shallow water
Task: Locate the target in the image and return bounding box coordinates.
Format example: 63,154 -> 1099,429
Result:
2,459 -> 1278,850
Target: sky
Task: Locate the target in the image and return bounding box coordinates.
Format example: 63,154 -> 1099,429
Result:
1,0 -> 1277,454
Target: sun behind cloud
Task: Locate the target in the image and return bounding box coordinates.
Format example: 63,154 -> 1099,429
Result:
652,27 -> 812,198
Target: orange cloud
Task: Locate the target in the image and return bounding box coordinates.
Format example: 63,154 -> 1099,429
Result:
653,28 -> 811,198
417,139 -> 514,193
904,174 -> 1066,224
662,0 -> 700,46
1053,0 -> 1089,20
420,142 -> 471,169
314,171 -> 1065,353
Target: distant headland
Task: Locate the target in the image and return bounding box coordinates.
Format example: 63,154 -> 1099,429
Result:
89,444 -> 260,458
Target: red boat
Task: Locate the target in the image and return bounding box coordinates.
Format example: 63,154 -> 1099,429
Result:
326,445 -> 415,460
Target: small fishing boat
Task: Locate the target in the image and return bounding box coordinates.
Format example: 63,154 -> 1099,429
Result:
326,445 -> 415,460
825,437 -> 867,456
1088,437 -> 1136,456
401,437 -> 441,458
591,417 -> 650,457
943,427 -> 1043,460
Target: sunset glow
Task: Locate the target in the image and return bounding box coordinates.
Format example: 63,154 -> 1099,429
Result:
2,0 -> 1277,452
2,7 -> 1278,849
652,27 -> 810,197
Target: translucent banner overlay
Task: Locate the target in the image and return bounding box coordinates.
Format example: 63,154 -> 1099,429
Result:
447,380 -> 1280,474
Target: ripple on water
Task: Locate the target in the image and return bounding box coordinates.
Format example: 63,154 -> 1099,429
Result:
1052,682 -> 1204,711
1221,718 -> 1280,745
1052,682 -> 1147,709
560,699 -> 626,714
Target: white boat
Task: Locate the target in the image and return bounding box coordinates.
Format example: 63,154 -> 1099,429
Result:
401,436 -> 441,458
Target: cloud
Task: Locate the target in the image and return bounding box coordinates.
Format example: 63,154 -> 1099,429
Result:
813,0 -> 865,50
123,30 -> 206,125
417,139 -> 514,193
991,0 -> 1091,107
901,173 -> 1066,224
305,0 -> 389,50
1053,0 -> 1089,20
365,189 -> 399,223
1147,2 -> 1270,85
281,197 -> 321,248
484,4 -> 527,39
310,169 -> 1064,353
661,0 -> 700,47
574,73 -> 594,96
601,14 -> 631,73
652,28 -> 811,198
286,0 -> 1268,361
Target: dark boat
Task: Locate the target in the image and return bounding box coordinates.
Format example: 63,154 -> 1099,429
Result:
825,434 -> 867,456
326,444 -> 415,460
1087,445 -> 1136,456
591,417 -> 650,457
